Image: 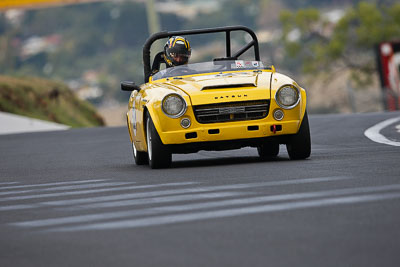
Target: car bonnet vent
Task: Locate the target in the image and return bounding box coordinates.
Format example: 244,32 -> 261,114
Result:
201,83 -> 256,90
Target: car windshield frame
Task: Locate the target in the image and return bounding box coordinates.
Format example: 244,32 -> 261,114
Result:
152,60 -> 270,81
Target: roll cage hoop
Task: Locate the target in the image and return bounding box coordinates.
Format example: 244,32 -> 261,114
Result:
143,25 -> 260,83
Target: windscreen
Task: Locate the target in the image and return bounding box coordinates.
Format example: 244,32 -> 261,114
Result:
152,60 -> 268,81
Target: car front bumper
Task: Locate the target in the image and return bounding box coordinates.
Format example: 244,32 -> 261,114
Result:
159,118 -> 301,145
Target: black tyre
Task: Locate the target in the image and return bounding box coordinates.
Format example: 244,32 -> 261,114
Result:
257,141 -> 279,160
286,111 -> 311,160
132,142 -> 148,165
146,114 -> 172,169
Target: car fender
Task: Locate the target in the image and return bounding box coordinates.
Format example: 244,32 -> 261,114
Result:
126,112 -> 134,143
298,87 -> 307,130
270,73 -> 307,131
139,85 -> 191,147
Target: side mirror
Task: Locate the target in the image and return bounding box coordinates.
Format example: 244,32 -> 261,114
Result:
121,81 -> 141,91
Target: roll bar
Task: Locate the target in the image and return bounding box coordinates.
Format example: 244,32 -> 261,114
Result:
142,25 -> 260,83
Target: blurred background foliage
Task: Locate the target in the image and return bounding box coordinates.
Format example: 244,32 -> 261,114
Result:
281,1 -> 400,85
0,0 -> 399,117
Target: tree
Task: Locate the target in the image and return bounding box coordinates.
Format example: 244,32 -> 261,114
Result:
280,1 -> 400,85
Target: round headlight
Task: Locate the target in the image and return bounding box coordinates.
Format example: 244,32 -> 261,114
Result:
275,85 -> 300,109
162,94 -> 187,118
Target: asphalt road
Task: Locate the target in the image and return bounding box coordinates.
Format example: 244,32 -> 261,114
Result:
1,112 -> 400,267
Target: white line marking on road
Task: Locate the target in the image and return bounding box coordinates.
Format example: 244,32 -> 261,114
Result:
0,182 -> 136,196
364,117 -> 400,146
0,182 -> 198,202
72,182 -> 400,211
47,191 -> 400,232
11,183 -> 400,229
0,204 -> 37,211
0,182 -> 20,186
41,176 -> 352,206
0,192 -> 246,212
70,192 -> 248,210
0,179 -> 108,190
11,192 -> 245,227
0,176 -> 349,207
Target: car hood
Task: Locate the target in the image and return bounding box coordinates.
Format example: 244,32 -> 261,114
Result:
157,71 -> 272,105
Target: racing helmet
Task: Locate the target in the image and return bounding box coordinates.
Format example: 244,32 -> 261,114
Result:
164,36 -> 191,67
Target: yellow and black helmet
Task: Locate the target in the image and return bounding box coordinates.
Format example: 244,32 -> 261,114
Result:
164,36 -> 191,67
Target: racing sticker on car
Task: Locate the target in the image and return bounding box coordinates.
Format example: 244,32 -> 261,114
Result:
129,107 -> 136,136
235,60 -> 245,68
233,60 -> 261,69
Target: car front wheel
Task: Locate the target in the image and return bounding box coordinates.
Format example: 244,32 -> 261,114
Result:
286,111 -> 311,160
146,113 -> 172,169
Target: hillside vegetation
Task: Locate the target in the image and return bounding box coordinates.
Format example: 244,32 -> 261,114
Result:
0,75 -> 104,127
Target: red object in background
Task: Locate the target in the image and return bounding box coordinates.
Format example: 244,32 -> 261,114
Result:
376,42 -> 400,110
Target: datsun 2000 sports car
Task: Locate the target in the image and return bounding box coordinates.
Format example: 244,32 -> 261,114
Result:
121,26 -> 311,169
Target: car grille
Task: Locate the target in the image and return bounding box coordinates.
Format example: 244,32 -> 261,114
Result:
193,100 -> 270,124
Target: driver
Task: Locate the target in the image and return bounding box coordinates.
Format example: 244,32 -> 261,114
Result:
151,36 -> 191,74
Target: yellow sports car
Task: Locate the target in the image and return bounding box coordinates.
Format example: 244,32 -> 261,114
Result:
122,26 -> 310,168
